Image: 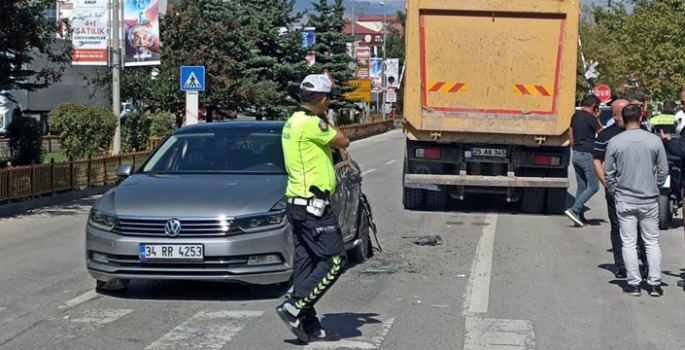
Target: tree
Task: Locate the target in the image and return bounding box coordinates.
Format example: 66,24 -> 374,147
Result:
0,0 -> 72,91
85,66 -> 161,109
48,103 -> 118,159
384,10 -> 406,115
240,0 -> 311,120
6,111 -> 43,166
306,0 -> 357,122
578,1 -> 685,101
159,0 -> 258,124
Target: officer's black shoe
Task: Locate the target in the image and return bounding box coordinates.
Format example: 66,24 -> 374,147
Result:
276,304 -> 309,343
307,327 -> 341,342
648,285 -> 663,297
615,267 -> 627,279
622,285 -> 641,297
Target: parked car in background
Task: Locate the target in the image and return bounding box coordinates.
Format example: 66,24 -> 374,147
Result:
85,121 -> 375,292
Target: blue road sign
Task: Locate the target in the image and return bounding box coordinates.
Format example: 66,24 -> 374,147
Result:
180,66 -> 205,92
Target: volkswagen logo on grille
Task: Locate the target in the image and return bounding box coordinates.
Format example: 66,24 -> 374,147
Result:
164,219 -> 182,237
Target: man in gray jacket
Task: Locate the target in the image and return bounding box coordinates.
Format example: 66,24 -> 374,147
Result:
604,104 -> 669,297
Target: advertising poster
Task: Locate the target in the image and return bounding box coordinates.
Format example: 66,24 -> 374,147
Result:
123,0 -> 161,67
355,47 -> 370,78
370,58 -> 383,92
69,0 -> 109,65
302,27 -> 316,67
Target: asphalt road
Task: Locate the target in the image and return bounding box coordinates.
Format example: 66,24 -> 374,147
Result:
2,129 -> 685,350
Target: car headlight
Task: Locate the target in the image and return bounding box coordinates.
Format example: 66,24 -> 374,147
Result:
233,211 -> 287,232
88,209 -> 119,231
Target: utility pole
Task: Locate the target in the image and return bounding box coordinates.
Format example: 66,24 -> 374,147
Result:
112,0 -> 121,155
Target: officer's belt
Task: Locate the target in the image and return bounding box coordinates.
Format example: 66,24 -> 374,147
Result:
287,197 -> 316,206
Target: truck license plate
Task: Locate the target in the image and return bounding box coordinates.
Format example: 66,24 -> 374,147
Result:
139,244 -> 204,261
471,148 -> 507,157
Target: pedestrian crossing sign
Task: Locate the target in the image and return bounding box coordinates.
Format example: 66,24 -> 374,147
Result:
180,66 -> 205,92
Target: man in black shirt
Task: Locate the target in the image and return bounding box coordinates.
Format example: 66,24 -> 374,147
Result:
592,99 -> 649,279
565,95 -> 603,227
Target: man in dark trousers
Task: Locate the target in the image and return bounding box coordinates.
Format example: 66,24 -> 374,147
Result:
277,74 -> 351,344
593,99 -> 649,279
566,94 -> 603,227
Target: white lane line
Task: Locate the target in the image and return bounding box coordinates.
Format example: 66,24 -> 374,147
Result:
145,310 -> 263,350
303,317 -> 395,349
68,309 -> 134,327
58,290 -> 101,310
362,169 -> 376,176
463,213 -> 498,315
464,317 -> 536,350
385,159 -> 397,165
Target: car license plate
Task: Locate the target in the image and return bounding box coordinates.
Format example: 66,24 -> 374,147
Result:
138,244 -> 204,261
471,148 -> 507,157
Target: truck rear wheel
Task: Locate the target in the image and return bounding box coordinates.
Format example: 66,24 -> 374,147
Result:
425,189 -> 448,211
545,188 -> 568,215
658,193 -> 672,230
403,187 -> 424,210
521,188 -> 546,214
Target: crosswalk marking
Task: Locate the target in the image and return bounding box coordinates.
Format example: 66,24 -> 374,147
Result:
302,317 -> 395,349
59,290 -> 100,310
464,317 -> 536,350
68,309 -> 135,327
145,310 -> 263,350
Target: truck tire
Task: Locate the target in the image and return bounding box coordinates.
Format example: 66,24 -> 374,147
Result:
521,188 -> 546,214
658,194 -> 672,230
545,188 -> 568,215
425,189 -> 448,211
403,187 -> 424,210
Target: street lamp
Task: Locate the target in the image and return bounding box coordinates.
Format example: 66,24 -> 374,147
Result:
342,0 -> 370,61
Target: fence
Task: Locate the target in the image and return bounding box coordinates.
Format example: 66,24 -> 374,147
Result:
0,120 -> 396,204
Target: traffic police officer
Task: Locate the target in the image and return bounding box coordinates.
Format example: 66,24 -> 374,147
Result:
649,99 -> 677,134
276,74 -> 350,344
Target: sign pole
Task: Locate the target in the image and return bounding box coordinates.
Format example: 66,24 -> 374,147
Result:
185,91 -> 199,125
112,0 -> 121,154
179,65 -> 206,126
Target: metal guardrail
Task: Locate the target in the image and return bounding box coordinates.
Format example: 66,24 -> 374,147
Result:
0,120 -> 395,204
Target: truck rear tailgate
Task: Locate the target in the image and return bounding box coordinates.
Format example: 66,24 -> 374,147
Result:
404,0 -> 579,137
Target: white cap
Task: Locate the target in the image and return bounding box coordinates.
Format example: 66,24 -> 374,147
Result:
300,74 -> 333,94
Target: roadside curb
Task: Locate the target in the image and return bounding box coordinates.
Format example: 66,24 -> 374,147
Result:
0,185 -> 115,218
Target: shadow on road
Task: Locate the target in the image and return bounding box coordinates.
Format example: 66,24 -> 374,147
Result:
283,312 -> 383,345
97,279 -> 291,302
0,197 -> 97,220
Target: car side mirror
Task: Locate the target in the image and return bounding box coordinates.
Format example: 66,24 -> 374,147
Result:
115,164 -> 134,179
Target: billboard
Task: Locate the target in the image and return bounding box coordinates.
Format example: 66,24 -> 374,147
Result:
370,58 -> 382,92
302,27 -> 315,67
69,0 -> 109,65
123,0 -> 161,67
355,47 -> 370,78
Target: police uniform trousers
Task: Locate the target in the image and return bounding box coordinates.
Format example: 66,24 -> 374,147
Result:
286,201 -> 347,331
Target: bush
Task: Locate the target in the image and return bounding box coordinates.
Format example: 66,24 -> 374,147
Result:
122,110 -> 152,152
48,102 -> 117,159
149,111 -> 176,138
6,110 -> 43,166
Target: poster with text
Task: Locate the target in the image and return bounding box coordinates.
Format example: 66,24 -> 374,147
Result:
355,47 -> 370,78
69,0 -> 109,65
123,0 -> 161,67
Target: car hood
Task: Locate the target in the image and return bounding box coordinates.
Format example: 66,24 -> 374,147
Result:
95,173 -> 288,217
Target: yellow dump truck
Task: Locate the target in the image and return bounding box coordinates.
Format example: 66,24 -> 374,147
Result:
401,0 -> 579,214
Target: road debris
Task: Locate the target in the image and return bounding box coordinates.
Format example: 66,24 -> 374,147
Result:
412,235 -> 443,246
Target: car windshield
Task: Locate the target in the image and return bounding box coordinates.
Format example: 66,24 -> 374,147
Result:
140,130 -> 286,174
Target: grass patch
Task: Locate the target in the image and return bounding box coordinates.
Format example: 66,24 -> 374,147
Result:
43,152 -> 67,163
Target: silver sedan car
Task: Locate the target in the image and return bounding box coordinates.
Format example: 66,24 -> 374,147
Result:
86,121 -> 375,292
